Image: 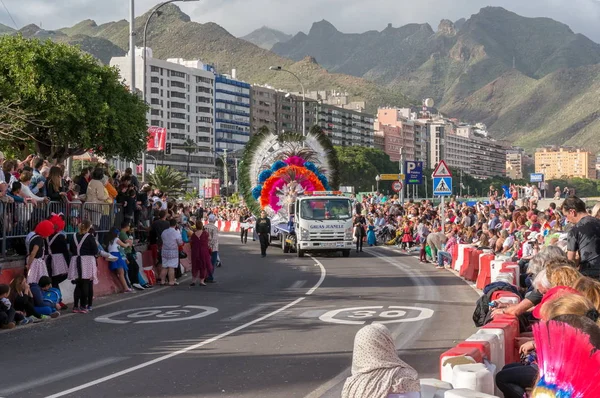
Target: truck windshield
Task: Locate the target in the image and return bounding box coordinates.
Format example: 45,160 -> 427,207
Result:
300,199 -> 352,220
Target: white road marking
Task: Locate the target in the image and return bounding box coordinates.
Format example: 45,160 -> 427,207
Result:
318,306 -> 434,325
225,303 -> 272,322
44,250 -> 328,398
94,305 -> 218,325
290,280 -> 307,289
0,357 -> 127,396
306,256 -> 326,295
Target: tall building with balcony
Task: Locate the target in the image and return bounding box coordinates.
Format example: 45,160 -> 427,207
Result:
214,72 -> 251,153
250,85 -> 317,136
316,103 -> 374,147
535,147 -> 596,179
110,49 -> 216,186
506,149 -> 524,180
374,108 -> 416,162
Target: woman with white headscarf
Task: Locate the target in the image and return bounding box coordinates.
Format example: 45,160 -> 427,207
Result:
342,324 -> 421,398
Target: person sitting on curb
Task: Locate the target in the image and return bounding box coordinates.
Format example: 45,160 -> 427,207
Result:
342,324 -> 421,398
29,276 -> 61,318
9,275 -> 53,322
0,284 -> 30,329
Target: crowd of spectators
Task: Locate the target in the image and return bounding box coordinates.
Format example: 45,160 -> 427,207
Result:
347,190 -> 600,397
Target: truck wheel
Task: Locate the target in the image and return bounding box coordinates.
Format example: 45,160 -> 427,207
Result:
283,242 -> 290,253
342,250 -> 350,258
297,248 -> 305,257
280,234 -> 286,249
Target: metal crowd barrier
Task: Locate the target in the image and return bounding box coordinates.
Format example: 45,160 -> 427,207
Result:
0,201 -> 124,258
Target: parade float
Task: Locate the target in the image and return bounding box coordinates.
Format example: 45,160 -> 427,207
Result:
239,129 -> 354,257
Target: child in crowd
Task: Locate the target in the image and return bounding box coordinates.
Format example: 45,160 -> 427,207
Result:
105,228 -> 134,293
0,284 -> 29,329
68,220 -> 99,314
29,276 -> 61,317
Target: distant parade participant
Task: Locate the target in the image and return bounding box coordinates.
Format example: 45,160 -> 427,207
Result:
255,210 -> 271,258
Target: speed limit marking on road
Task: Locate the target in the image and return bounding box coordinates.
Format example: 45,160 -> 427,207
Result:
95,305 -> 218,325
319,306 -> 434,325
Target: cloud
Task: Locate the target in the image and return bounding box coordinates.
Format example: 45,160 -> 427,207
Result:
1,0 -> 600,42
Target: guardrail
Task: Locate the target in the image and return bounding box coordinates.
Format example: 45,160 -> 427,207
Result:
0,201 -> 125,257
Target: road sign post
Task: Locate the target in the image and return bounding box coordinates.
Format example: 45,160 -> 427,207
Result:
432,160 -> 453,233
392,181 -> 403,193
404,161 -> 423,185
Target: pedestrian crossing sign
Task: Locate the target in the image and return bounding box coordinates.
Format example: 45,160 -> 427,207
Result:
433,177 -> 452,196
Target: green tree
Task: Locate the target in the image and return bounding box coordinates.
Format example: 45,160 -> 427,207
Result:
147,166 -> 190,197
335,146 -> 398,192
0,35 -> 148,162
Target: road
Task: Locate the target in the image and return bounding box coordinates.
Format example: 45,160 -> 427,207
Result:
0,235 -> 479,398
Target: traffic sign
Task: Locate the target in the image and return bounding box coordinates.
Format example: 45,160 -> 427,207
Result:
530,173 -> 544,183
404,161 -> 423,185
380,173 -> 405,181
432,160 -> 452,177
392,181 -> 403,192
433,177 -> 452,196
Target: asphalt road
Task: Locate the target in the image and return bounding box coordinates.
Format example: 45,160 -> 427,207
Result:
0,236 -> 479,398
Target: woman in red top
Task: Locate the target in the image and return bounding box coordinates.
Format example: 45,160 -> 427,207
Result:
190,220 -> 213,287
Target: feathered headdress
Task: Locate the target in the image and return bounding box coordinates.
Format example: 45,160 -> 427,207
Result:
239,126 -> 340,216
533,320 -> 600,397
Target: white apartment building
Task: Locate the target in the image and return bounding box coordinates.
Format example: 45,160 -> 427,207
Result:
110,48 -> 216,186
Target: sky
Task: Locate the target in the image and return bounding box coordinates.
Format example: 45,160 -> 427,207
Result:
2,0 -> 600,42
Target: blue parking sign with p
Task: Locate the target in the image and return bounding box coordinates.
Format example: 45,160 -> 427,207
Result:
404,161 -> 423,185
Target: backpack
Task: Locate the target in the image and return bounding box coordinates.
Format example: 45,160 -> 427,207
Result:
43,288 -> 62,307
472,284 -> 521,327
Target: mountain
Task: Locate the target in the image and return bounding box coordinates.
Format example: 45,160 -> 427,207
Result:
15,24 -> 125,64
0,23 -> 14,35
53,4 -> 410,111
240,26 -> 292,50
273,7 -> 600,151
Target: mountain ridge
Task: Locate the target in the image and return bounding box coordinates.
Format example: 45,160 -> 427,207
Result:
272,6 -> 600,151
240,26 -> 292,50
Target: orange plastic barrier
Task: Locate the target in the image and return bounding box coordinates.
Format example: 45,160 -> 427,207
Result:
476,254 -> 494,289
482,315 -> 520,364
459,248 -> 475,278
463,249 -> 482,282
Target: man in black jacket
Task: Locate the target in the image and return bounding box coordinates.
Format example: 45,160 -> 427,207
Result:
255,210 -> 271,257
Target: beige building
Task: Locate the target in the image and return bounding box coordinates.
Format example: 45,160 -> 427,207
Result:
535,147 -> 596,179
250,85 -> 317,136
506,150 -> 524,180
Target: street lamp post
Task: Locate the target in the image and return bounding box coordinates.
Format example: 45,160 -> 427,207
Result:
375,175 -> 381,193
141,0 -> 199,183
269,66 -> 306,137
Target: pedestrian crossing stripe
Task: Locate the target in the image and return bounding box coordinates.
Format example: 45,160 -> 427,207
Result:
433,176 -> 452,196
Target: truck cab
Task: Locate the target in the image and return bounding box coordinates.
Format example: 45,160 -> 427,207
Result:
294,193 -> 354,257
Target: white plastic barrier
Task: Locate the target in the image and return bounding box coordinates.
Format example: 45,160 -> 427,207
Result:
495,272 -> 515,285
503,264 -> 520,286
420,379 -> 453,398
473,329 -> 505,370
466,333 -> 501,372
445,389 -> 499,397
440,355 -> 477,384
451,363 -> 496,396
489,260 -> 505,282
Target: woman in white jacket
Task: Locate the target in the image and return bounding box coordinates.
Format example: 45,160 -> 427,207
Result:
19,171 -> 48,204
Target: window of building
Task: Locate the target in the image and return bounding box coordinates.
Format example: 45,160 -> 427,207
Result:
150,66 -> 160,73
150,76 -> 160,83
196,76 -> 213,85
198,116 -> 213,124
171,112 -> 186,120
197,106 -> 211,114
171,70 -> 186,78
196,86 -> 212,94
171,80 -> 186,89
171,91 -> 186,99
196,136 -> 211,143
171,133 -> 186,140
150,87 -> 159,94
197,126 -> 212,133
150,109 -> 160,116
171,123 -> 186,130
171,102 -> 186,109
150,98 -> 160,105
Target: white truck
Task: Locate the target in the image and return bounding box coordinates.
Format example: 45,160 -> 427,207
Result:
275,193 -> 354,258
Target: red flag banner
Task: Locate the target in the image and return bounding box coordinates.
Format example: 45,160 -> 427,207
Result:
147,126 -> 167,151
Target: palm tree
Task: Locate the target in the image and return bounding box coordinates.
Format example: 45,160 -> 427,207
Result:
147,165 -> 191,197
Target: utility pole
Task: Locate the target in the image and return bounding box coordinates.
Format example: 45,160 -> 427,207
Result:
129,0 -> 136,93
399,147 -> 404,204
460,169 -> 463,198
